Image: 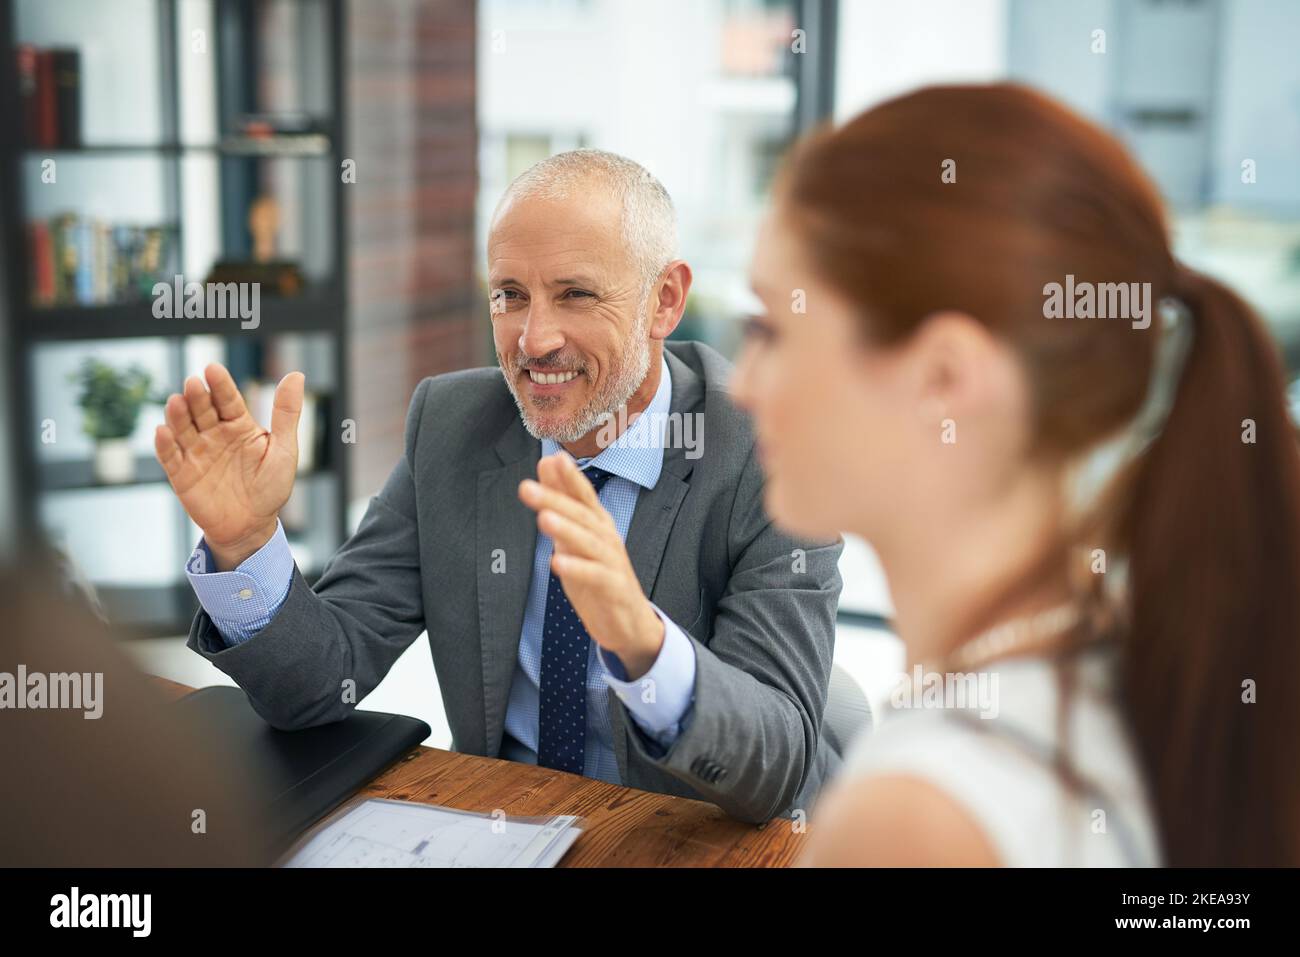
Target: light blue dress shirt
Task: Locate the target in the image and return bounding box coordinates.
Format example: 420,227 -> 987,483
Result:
185,356 -> 696,785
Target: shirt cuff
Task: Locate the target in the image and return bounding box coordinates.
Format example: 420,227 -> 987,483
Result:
184,519 -> 295,646
597,604 -> 696,746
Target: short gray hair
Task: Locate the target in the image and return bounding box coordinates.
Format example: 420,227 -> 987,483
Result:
493,148 -> 677,301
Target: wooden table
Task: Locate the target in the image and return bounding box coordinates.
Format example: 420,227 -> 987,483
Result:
152,678 -> 806,867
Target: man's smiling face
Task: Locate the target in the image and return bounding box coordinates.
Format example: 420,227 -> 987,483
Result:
488,188 -> 653,444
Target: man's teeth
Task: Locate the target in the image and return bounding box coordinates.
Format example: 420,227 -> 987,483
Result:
528,369 -> 580,385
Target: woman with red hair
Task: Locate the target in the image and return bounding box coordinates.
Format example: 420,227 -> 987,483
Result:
731,83 -> 1300,867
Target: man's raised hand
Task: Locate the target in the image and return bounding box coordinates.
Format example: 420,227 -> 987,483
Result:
154,363 -> 304,570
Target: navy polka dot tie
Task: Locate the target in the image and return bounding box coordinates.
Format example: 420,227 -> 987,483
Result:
537,465 -> 615,775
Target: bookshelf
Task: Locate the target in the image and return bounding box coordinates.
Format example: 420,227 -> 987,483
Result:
0,0 -> 349,636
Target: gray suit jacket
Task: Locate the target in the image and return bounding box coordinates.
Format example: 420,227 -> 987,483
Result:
188,340 -> 843,823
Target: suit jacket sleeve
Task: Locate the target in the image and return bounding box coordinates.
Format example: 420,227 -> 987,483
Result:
184,379 -> 433,731
620,444 -> 843,823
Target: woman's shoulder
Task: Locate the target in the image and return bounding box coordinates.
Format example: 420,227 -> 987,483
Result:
835,647 -> 1162,866
804,768 -> 1003,866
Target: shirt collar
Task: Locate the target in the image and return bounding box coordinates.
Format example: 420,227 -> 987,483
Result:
541,354 -> 672,491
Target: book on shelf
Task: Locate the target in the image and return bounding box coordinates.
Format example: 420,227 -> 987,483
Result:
27,214 -> 176,309
15,45 -> 81,148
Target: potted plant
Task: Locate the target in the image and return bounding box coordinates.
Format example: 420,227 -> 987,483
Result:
69,359 -> 155,484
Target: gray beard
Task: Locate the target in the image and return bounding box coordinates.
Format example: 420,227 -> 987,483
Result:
501,310 -> 653,445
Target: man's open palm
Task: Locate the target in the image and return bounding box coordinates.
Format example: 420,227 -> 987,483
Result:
154,363 -> 304,563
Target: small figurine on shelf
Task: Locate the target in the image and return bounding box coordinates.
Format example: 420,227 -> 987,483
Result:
206,195 -> 304,296
68,359 -> 156,484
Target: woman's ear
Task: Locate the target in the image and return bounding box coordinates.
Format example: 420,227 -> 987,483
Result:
910,310 -> 1010,424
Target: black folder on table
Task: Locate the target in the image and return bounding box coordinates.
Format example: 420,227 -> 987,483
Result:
172,685 -> 431,843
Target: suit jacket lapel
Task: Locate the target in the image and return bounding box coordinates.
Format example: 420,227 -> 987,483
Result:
476,424 -> 541,757
625,346 -> 702,590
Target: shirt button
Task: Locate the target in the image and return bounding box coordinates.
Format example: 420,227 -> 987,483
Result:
237,588 -> 253,600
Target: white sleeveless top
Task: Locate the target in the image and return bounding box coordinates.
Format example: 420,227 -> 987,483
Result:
839,645 -> 1163,866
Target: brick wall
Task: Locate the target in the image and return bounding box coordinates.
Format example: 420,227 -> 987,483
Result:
346,0 -> 486,500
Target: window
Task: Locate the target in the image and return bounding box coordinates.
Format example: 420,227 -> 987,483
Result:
476,0 -> 810,357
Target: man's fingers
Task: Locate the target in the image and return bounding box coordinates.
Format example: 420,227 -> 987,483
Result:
538,453 -> 603,510
551,552 -> 613,591
536,454 -> 565,490
270,372 -> 305,450
154,424 -> 183,476
204,363 -> 248,421
558,453 -> 605,508
518,478 -> 604,531
164,393 -> 199,451
539,509 -> 609,562
183,375 -> 219,431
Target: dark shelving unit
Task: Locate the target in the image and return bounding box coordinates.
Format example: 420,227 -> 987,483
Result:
0,0 -> 349,636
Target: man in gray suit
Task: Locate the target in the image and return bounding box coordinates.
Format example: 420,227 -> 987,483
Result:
154,149 -> 842,823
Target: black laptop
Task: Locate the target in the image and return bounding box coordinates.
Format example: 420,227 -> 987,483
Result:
172,685 -> 431,846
